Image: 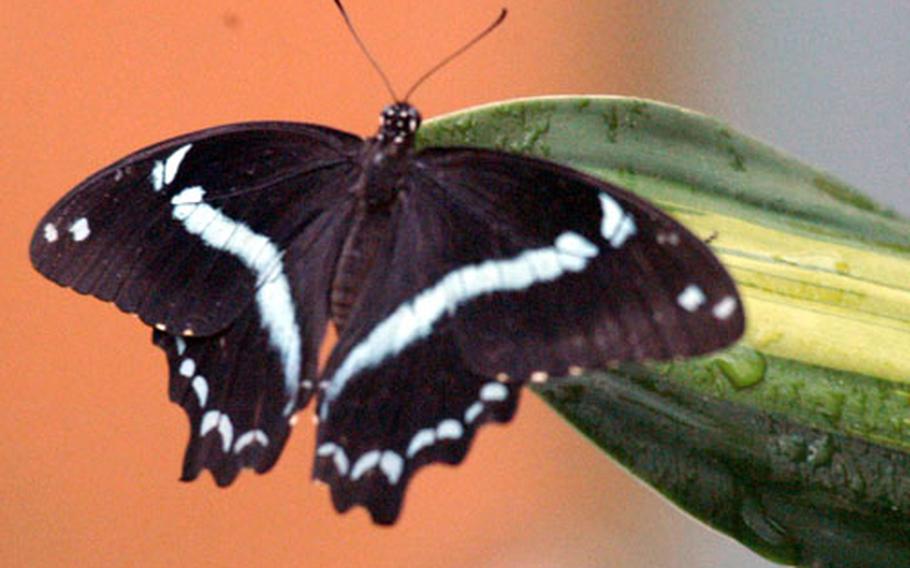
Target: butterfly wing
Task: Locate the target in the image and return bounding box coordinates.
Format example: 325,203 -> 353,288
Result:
31,122 -> 363,484
30,122 -> 361,336
313,147 -> 743,523
154,200 -> 355,484
418,148 -> 745,378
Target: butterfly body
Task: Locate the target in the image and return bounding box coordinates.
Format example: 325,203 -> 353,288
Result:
31,99 -> 744,524
330,103 -> 421,330
330,200 -> 392,331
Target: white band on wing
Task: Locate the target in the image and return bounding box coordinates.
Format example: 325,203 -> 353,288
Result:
171,186 -> 302,416
320,230 -> 600,419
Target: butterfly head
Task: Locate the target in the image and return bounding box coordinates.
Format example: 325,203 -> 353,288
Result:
377,103 -> 421,146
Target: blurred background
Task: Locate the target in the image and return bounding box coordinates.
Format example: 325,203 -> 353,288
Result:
2,1 -> 907,566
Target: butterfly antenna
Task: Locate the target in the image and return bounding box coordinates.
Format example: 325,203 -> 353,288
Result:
333,0 -> 399,101
402,8 -> 508,102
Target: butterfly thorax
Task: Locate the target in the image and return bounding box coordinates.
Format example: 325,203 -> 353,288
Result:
329,103 -> 422,331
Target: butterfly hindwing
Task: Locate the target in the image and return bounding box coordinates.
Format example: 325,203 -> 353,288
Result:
154,202 -> 356,484
315,330 -> 521,524
30,122 -> 361,336
155,321 -> 289,484
313,146 -> 743,523
309,193 -> 522,523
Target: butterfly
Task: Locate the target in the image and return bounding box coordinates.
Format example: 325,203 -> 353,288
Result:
28,3 -> 744,524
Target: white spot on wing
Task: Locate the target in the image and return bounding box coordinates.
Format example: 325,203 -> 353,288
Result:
43,223 -> 58,242
599,194 -> 623,240
380,451 -> 404,485
317,442 -> 350,475
164,144 -> 192,185
200,410 -> 234,452
555,232 -> 599,258
406,428 -> 436,458
191,375 -> 208,407
151,143 -> 193,191
351,450 -> 381,481
151,161 -> 165,191
317,442 -> 338,457
171,186 -> 301,416
200,411 -> 219,436
69,218 -> 90,242
464,402 -> 484,424
321,231 -> 598,418
480,382 -> 508,402
217,414 -> 234,452
234,429 -> 268,453
677,284 -> 707,312
530,371 -> 549,383
436,419 -> 463,440
171,186 -> 205,207
657,231 -> 680,246
175,337 -> 187,355
712,296 -> 738,320
179,358 -> 196,377
610,216 -> 637,248
333,448 -> 350,475
598,193 -> 636,247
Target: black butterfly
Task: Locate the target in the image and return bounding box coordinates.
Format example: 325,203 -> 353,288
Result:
29,5 -> 744,525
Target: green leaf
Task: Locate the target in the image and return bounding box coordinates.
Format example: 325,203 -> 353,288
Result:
420,97 -> 910,567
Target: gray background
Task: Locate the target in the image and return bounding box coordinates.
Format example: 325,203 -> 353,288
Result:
669,1 -> 909,215
648,2 -> 908,566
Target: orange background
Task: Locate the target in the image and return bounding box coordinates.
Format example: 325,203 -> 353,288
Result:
2,2 -> 755,567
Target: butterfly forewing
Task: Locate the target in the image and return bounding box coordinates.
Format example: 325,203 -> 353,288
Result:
30,122 -> 361,336
312,146 -> 743,523
418,149 -> 744,377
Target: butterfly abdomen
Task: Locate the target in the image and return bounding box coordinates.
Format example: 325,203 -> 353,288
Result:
330,200 -> 395,331
330,124 -> 417,331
